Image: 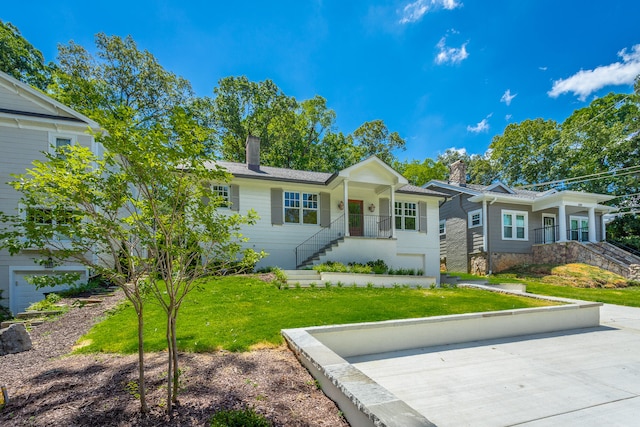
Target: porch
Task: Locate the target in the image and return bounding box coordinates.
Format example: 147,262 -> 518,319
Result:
295,213 -> 393,267
533,225 -> 593,244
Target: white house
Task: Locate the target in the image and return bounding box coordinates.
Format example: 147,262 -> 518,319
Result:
0,71 -> 102,314
207,136 -> 447,280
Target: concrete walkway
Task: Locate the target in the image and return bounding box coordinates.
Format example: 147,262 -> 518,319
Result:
348,303 -> 640,426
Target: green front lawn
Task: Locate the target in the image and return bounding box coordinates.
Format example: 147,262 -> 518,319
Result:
519,281 -> 640,307
76,276 -> 558,353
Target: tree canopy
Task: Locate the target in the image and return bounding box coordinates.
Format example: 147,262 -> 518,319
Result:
0,20 -> 53,90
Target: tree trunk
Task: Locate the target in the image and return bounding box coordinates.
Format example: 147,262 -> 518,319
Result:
166,313 -> 174,413
171,313 -> 179,403
137,306 -> 148,413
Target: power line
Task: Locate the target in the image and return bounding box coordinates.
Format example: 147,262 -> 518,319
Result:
518,165 -> 640,189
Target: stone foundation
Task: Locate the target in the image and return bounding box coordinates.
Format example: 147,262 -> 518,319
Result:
469,253 -> 488,276
491,252 -> 534,273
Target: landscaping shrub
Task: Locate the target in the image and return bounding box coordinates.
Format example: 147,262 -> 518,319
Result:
209,407 -> 272,427
0,290 -> 11,321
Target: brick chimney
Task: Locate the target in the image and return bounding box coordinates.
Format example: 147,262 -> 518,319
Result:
448,160 -> 466,186
246,135 -> 260,171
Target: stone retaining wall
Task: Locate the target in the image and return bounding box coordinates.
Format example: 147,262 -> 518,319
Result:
532,242 -> 637,279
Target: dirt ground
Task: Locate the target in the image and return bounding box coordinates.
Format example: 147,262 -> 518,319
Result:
0,290 -> 350,426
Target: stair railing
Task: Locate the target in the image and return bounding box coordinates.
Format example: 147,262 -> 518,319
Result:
295,215 -> 345,267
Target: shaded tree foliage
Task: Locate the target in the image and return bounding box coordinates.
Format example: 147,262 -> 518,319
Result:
0,20 -> 53,90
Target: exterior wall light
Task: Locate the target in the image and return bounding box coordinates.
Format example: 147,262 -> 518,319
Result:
368,203 -> 376,212
338,201 -> 344,210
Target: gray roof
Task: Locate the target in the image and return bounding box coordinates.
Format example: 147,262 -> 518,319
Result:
398,184 -> 449,198
208,161 -> 448,198
208,161 -> 337,185
429,180 -> 548,200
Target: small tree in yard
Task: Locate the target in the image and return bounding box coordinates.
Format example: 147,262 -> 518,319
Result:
0,119 -> 263,413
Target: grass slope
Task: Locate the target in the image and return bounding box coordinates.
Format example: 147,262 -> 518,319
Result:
77,276 -> 556,353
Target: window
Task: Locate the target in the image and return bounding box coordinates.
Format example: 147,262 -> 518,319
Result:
48,133 -> 76,159
211,185 -> 229,207
395,202 -> 417,230
26,207 -> 79,240
502,210 -> 528,240
284,191 -> 318,224
439,219 -> 446,235
468,209 -> 482,228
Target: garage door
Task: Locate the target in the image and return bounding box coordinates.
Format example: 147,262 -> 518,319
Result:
11,270 -> 87,315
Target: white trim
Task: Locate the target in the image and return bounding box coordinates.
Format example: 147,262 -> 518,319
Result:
48,132 -> 78,156
468,209 -> 482,228
9,265 -> 89,314
501,209 -> 528,241
569,215 -> 589,242
542,213 -> 557,243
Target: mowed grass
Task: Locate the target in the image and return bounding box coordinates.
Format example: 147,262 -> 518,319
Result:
452,263 -> 640,307
76,276 -> 558,354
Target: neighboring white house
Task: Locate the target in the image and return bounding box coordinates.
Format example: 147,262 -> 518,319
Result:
0,71 -> 102,315
206,136 -> 447,280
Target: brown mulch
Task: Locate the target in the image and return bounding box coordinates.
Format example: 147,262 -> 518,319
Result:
0,291 -> 349,426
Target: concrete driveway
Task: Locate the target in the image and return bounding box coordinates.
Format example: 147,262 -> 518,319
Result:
348,303 -> 640,426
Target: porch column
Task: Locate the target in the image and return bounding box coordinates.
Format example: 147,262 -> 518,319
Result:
343,180 -> 349,237
558,203 -> 567,242
602,214 -> 607,242
390,185 -> 396,238
588,207 -> 597,243
482,200 -> 488,251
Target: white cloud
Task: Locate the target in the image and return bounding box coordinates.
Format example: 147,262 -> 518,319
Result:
435,37 -> 469,65
505,114 -> 512,121
500,89 -> 517,106
539,66 -> 548,71
548,44 -> 640,101
467,114 -> 492,133
399,0 -> 462,24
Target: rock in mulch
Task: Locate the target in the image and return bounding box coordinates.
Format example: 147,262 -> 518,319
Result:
0,323 -> 32,356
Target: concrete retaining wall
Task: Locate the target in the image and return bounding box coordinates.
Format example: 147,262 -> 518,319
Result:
305,302 -> 600,358
320,272 -> 436,287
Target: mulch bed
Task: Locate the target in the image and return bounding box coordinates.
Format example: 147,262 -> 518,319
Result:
0,290 -> 349,426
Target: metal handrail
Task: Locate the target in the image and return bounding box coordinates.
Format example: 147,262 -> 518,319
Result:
606,239 -> 640,257
295,215 -> 345,267
347,214 -> 393,238
534,225 -> 559,244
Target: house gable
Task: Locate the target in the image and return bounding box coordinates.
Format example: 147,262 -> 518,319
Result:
0,71 -> 100,131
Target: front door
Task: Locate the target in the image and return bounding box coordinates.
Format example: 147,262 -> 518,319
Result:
348,200 -> 364,236
543,216 -> 556,243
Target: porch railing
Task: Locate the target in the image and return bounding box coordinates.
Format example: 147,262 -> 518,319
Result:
348,214 -> 393,239
295,214 -> 393,267
534,225 -> 591,244
534,225 -> 559,244
295,215 -> 345,267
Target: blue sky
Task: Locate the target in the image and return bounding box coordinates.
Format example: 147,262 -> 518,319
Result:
3,1 -> 640,162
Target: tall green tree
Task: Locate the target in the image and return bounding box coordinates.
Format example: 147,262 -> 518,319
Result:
396,158 -> 447,186
489,118 -> 563,187
352,119 -> 405,165
559,93 -> 639,194
0,20 -> 52,90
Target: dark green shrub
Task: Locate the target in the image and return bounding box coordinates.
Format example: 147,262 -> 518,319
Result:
210,407 -> 272,427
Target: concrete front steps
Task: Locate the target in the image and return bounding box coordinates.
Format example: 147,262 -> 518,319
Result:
284,270 -> 324,287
